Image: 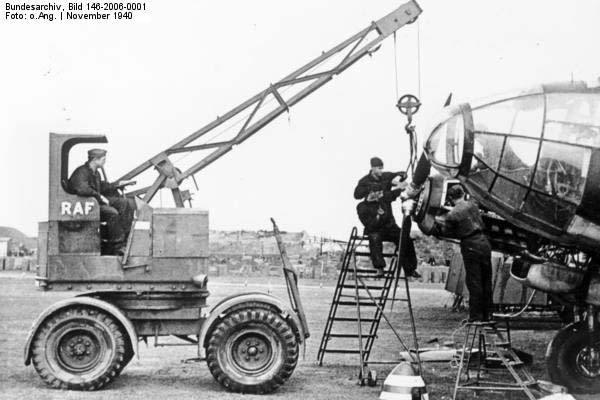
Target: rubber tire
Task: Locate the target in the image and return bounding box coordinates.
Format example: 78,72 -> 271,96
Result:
31,306 -> 126,390
114,340 -> 134,377
546,320 -> 600,394
206,308 -> 299,394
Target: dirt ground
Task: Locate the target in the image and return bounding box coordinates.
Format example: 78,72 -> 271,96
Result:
0,272 -> 595,400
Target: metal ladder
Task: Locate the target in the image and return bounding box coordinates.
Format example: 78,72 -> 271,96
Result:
453,320 -> 541,400
317,226 -> 418,383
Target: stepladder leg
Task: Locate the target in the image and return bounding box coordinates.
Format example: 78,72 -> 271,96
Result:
453,324 -> 472,400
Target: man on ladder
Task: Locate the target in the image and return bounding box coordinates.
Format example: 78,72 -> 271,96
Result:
353,156 -> 419,277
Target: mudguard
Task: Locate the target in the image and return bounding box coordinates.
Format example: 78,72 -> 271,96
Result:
24,296 -> 138,365
198,292 -> 304,359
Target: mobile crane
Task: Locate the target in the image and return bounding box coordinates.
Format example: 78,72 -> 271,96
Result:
23,1 -> 422,393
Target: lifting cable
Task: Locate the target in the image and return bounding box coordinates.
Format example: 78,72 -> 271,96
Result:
393,31 -> 400,101
411,20 -> 423,174
392,22 -> 422,176
416,20 -> 422,99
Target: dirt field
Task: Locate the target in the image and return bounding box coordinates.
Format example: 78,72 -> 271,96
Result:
0,272 -> 594,400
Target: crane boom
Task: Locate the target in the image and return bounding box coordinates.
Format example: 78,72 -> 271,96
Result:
120,1 -> 422,205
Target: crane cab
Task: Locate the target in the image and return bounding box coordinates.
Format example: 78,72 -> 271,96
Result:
36,133 -> 209,293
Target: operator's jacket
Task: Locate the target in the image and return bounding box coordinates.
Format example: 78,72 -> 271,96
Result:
68,162 -> 120,201
430,198 -> 490,254
354,171 -> 405,233
69,162 -> 135,249
432,198 -> 493,320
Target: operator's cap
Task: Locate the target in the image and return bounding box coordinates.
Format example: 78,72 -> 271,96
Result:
370,157 -> 384,168
88,148 -> 107,160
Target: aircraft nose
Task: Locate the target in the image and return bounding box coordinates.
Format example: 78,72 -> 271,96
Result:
424,105 -> 465,175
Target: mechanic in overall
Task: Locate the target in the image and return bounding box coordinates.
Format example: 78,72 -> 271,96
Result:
68,149 -> 136,255
354,156 -> 419,277
431,185 -> 493,321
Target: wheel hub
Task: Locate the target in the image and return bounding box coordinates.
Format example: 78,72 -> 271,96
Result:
576,345 -> 600,378
230,333 -> 274,374
247,346 -> 258,356
57,330 -> 102,372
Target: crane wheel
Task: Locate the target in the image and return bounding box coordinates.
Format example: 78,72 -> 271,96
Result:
206,307 -> 299,393
115,340 -> 134,377
546,321 -> 600,393
31,306 -> 126,390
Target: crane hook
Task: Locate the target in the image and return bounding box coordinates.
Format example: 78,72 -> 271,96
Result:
396,94 -> 421,133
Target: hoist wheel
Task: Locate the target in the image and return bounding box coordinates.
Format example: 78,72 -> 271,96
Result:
396,94 -> 421,116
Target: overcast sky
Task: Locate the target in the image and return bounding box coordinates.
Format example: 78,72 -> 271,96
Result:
1,0 -> 599,238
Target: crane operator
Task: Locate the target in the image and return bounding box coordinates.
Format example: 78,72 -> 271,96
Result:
354,156 -> 419,278
431,185 -> 493,322
68,149 -> 136,255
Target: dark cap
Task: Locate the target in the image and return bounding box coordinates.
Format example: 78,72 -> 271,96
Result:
88,148 -> 107,160
370,157 -> 383,168
447,185 -> 465,200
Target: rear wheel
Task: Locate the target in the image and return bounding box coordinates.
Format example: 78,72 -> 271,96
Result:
206,308 -> 299,393
546,321 -> 600,393
31,306 -> 126,390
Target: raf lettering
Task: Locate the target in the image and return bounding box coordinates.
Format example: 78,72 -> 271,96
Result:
60,201 -> 95,216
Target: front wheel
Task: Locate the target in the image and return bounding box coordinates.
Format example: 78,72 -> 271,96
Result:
206,308 -> 299,394
546,321 -> 600,393
30,306 -> 127,390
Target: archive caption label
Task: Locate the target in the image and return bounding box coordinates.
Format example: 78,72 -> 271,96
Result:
4,1 -> 147,21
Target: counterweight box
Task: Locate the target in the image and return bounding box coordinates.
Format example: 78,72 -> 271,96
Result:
152,208 -> 209,258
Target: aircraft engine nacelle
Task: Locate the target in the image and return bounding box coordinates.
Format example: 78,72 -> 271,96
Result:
510,257 -> 585,294
413,175 -> 453,234
413,174 -> 534,255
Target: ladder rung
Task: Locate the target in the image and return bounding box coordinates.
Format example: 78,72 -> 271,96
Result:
484,326 -> 507,331
508,361 -> 524,367
341,284 -> 385,290
332,317 -> 377,322
354,273 -> 396,279
339,295 -> 384,301
322,349 -> 363,354
352,268 -> 386,274
337,301 -> 380,307
487,341 -> 510,347
328,334 -> 376,338
486,357 -> 523,367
